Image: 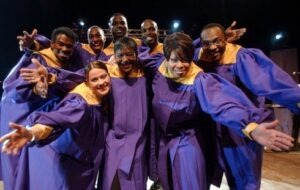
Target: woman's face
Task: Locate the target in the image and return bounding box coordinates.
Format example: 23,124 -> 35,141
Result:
166,50 -> 191,79
115,46 -> 137,74
87,68 -> 111,98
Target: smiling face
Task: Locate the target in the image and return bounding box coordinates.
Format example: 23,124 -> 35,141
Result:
165,49 -> 191,79
109,14 -> 128,41
86,67 -> 111,98
51,33 -> 75,63
201,26 -> 226,62
87,26 -> 105,54
141,19 -> 159,48
115,46 -> 137,74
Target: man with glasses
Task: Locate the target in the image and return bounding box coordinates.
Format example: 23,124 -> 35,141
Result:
194,22 -> 300,190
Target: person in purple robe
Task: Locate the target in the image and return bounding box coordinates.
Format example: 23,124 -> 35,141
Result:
17,25 -> 109,67
0,60 -> 111,190
140,32 -> 294,190
103,13 -> 142,57
193,23 -> 300,190
0,26 -> 85,190
101,37 -> 149,190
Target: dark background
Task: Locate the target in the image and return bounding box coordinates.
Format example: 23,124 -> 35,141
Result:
0,0 -> 299,83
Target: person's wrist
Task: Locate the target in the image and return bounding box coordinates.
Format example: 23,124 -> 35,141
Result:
25,125 -> 36,143
242,122 -> 259,140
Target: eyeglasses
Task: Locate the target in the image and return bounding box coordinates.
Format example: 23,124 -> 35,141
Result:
202,38 -> 225,49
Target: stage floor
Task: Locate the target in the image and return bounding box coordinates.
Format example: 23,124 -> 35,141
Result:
210,150 -> 300,190
1,150 -> 300,190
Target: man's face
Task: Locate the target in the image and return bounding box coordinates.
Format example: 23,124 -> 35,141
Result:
109,15 -> 128,40
201,27 -> 226,62
141,20 -> 158,47
115,46 -> 137,74
166,50 -> 191,79
88,27 -> 105,53
51,34 -> 74,62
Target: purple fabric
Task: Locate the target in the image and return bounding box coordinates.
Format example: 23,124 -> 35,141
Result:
102,76 -> 149,190
194,45 -> 300,189
0,52 -> 84,190
33,35 -> 109,67
71,43 -> 109,68
149,56 -> 271,190
23,93 -> 109,190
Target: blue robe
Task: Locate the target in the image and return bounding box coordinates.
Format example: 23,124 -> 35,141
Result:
0,49 -> 85,190
142,53 -> 272,190
102,64 -> 149,190
194,43 -> 300,189
25,83 -> 109,190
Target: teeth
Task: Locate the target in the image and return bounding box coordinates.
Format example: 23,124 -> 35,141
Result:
146,37 -> 152,41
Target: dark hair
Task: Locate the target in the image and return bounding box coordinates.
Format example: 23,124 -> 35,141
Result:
51,26 -> 78,42
114,37 -> 138,55
200,23 -> 226,38
84,60 -> 108,79
163,32 -> 194,63
108,13 -> 127,26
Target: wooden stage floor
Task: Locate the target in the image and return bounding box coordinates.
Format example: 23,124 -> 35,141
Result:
1,150 -> 300,190
211,150 -> 300,190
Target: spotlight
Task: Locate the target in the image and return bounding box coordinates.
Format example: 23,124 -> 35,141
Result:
275,33 -> 283,40
173,21 -> 180,30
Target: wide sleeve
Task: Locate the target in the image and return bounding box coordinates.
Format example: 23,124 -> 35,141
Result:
194,72 -> 272,136
47,67 -> 85,95
26,93 -> 90,144
27,93 -> 89,129
2,54 -> 48,102
235,48 -> 300,113
138,46 -> 164,79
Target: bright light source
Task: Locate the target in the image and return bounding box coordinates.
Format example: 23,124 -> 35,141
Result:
79,20 -> 85,27
275,33 -> 283,40
173,21 -> 180,30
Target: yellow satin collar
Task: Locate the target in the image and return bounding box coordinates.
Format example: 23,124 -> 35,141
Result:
81,43 -> 97,56
70,83 -> 102,105
150,42 -> 164,55
103,37 -> 142,56
36,48 -> 62,68
199,43 -> 242,64
158,59 -> 203,85
106,63 -> 144,78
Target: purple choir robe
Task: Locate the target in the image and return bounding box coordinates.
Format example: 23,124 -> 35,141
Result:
194,43 -> 300,189
70,42 -> 109,68
103,38 -> 142,57
142,53 -> 271,190
0,49 -> 85,190
32,35 -> 109,67
102,64 -> 149,190
25,83 -> 109,190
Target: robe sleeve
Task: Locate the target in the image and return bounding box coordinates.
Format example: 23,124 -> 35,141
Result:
27,94 -> 89,143
138,47 -> 164,80
235,48 -> 300,114
3,54 -> 48,102
194,72 -> 272,136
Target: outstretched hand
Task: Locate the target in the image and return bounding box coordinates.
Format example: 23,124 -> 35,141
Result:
0,122 -> 33,155
17,29 -> 37,51
20,58 -> 48,98
225,21 -> 247,43
251,120 -> 294,151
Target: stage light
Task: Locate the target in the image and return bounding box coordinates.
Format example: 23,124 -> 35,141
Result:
79,20 -> 85,27
173,21 -> 180,29
275,33 -> 283,40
